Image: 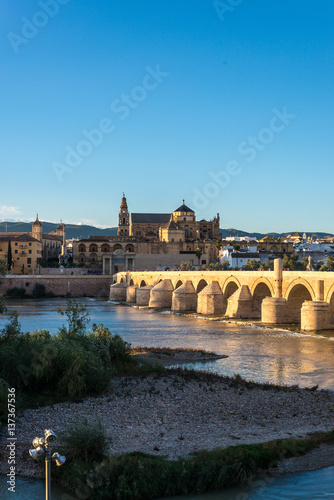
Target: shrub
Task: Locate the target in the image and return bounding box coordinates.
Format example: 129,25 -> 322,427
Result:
0,301 -> 132,399
5,287 -> 26,298
1,311 -> 21,341
59,419 -> 111,463
32,283 -> 47,298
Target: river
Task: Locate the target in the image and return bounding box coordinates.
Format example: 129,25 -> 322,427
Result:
1,297 -> 334,499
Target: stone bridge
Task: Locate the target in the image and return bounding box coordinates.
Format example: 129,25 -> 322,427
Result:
110,259 -> 334,331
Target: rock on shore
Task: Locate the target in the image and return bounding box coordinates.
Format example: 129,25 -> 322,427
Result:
2,369 -> 334,478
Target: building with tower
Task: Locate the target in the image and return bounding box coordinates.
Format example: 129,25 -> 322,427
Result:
117,193 -> 130,236
0,215 -> 65,274
72,194 -> 221,274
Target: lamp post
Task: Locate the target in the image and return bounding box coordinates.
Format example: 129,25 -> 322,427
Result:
29,428 -> 66,500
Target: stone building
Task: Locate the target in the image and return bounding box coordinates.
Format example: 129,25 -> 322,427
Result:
0,216 -> 66,273
72,194 -> 221,274
0,234 -> 42,274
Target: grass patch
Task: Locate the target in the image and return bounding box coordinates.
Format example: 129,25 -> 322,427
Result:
53,420 -> 334,500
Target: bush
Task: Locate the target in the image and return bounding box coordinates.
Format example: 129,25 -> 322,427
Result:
0,301 -> 132,399
1,312 -> 21,341
32,283 -> 47,298
59,419 -> 111,463
5,287 -> 26,298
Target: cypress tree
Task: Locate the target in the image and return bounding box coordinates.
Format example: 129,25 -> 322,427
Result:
7,240 -> 13,271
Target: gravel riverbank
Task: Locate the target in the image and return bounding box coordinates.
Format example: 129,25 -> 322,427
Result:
1,366 -> 334,479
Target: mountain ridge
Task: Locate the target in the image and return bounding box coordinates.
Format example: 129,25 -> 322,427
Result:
0,222 -> 332,240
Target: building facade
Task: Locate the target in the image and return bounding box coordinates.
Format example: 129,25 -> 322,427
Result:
0,234 -> 42,274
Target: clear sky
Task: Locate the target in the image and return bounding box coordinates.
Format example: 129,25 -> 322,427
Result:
1,1 -> 333,232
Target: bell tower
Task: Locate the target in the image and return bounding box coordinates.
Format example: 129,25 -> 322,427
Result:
117,193 -> 130,236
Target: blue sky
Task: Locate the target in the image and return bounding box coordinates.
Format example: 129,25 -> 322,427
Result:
1,1 -> 334,232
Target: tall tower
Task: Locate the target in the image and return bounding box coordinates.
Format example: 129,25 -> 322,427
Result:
32,214 -> 43,241
117,193 -> 130,236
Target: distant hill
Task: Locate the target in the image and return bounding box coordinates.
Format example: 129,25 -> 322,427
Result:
220,228 -> 334,240
0,222 -> 118,239
0,221 -> 332,241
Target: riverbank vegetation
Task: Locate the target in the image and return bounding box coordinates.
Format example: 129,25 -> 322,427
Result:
0,300 -> 137,426
51,418 -> 334,500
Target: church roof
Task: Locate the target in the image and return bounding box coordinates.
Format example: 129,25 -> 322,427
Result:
131,213 -> 171,224
32,215 -> 42,227
167,219 -> 183,231
173,201 -> 194,213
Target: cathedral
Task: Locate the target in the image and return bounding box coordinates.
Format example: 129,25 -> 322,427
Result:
118,193 -> 220,241
72,194 -> 221,274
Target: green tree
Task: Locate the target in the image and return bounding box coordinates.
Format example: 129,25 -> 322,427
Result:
7,241 -> 13,272
327,256 -> 334,271
233,243 -> 240,251
195,248 -> 202,265
58,300 -> 90,338
244,259 -> 261,271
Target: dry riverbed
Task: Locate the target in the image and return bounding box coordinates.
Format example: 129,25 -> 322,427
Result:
1,348 -> 334,479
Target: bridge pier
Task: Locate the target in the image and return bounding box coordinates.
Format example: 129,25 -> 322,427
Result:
197,281 -> 224,315
172,281 -> 197,312
225,285 -> 254,318
261,297 -> 287,324
109,282 -> 128,302
149,279 -> 174,309
136,286 -> 153,306
126,285 -> 138,303
301,301 -> 330,331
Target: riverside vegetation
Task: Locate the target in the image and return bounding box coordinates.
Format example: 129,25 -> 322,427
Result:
1,299 -> 334,499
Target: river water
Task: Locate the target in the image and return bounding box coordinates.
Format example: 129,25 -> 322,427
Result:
1,297 -> 334,499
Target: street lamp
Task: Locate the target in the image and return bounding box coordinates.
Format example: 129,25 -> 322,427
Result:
29,428 -> 66,500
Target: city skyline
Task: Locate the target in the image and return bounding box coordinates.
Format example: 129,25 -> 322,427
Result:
1,1 -> 333,232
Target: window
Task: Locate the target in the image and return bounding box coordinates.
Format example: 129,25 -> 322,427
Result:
15,250 -> 18,254
29,250 -> 32,254
29,243 -> 31,246
15,242 -> 17,246
27,258 -> 31,264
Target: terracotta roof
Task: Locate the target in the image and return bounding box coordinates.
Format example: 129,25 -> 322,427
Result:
0,233 -> 41,243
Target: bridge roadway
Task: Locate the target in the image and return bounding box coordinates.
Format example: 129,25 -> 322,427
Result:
111,260 -> 334,331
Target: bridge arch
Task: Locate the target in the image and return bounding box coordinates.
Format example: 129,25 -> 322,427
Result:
196,279 -> 208,294
222,277 -> 240,315
326,285 -> 334,326
252,281 -> 272,318
222,277 -> 241,296
285,279 -> 314,323
129,279 -> 134,286
140,280 -> 147,287
284,279 -> 315,301
174,279 -> 183,290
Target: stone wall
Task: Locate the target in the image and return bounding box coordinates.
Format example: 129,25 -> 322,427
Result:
0,275 -> 114,297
